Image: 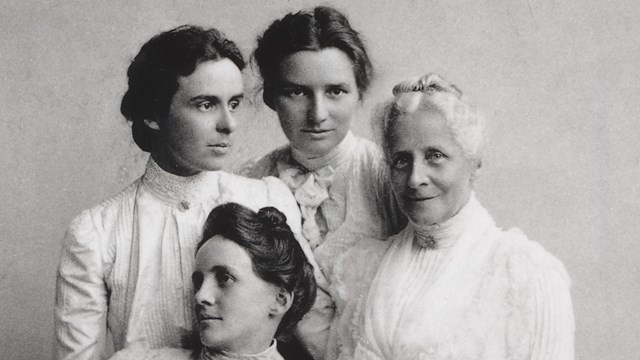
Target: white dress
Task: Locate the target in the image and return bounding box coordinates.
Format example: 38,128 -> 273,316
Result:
109,340 -> 284,360
54,159 -> 316,360
336,195 -> 575,360
241,132 -> 404,359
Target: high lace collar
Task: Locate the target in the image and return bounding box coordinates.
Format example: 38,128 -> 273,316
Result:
290,131 -> 357,171
411,193 -> 481,249
141,157 -> 222,208
199,340 -> 282,360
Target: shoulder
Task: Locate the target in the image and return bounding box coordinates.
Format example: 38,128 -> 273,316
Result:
218,172 -> 300,229
219,172 -> 293,205
237,146 -> 289,178
110,346 -> 194,360
66,180 -> 140,244
494,228 -> 571,289
349,137 -> 386,168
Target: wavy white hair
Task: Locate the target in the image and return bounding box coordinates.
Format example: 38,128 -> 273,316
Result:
374,73 -> 486,162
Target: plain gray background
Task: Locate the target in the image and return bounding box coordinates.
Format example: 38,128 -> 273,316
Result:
1,0 -> 639,359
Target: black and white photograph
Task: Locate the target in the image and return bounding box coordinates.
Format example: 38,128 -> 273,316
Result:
1,1 -> 638,359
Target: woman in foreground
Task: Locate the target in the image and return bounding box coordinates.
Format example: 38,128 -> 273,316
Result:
111,203 -> 317,360
337,73 -> 575,359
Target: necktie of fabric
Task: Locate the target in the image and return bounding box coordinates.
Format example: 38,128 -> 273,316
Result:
277,161 -> 334,249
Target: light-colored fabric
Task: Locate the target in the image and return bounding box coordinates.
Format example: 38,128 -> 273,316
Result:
109,340 -> 284,360
240,132 -> 405,359
55,158 -> 316,360
277,163 -> 334,250
336,195 -> 575,360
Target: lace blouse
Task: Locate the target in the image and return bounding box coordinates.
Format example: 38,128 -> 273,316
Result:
240,132 -> 404,358
336,195 -> 575,360
54,159 -> 314,360
109,340 -> 284,360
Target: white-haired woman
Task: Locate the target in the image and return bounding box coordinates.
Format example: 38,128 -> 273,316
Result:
336,74 -> 575,359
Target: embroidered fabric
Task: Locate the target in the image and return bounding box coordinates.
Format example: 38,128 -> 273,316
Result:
55,158 -> 309,360
142,157 -> 223,208
200,341 -> 284,360
336,196 -> 574,360
276,132 -> 357,250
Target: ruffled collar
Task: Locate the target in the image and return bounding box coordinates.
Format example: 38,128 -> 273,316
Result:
290,131 -> 357,171
411,193 -> 480,249
141,157 -> 222,208
199,341 -> 282,360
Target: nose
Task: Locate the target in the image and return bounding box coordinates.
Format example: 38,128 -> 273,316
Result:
194,279 -> 216,306
216,107 -> 236,134
307,94 -> 328,124
408,159 -> 430,189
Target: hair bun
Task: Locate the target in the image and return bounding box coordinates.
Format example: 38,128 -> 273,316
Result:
258,207 -> 288,232
392,73 -> 462,97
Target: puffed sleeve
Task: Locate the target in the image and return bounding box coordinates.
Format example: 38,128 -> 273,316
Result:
262,176 -> 334,359
506,231 -> 575,360
528,254 -> 575,359
55,213 -> 109,360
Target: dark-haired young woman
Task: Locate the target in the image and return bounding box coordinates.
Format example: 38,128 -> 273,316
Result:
241,6 -> 405,359
110,203 -> 318,360
54,26 -> 315,360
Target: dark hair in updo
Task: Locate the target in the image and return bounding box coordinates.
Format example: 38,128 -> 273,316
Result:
120,25 -> 245,152
254,5 -> 373,104
198,203 -> 317,337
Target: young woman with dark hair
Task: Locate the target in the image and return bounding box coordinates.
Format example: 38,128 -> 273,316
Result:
241,6 -> 405,359
110,203 -> 318,360
54,26 -> 315,360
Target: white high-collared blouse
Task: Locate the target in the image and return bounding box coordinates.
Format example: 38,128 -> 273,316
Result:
241,132 -> 405,359
54,159 -> 315,360
336,195 -> 575,360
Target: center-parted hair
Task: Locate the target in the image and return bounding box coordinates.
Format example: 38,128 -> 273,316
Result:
253,5 -> 373,103
120,25 -> 245,152
197,203 -> 317,338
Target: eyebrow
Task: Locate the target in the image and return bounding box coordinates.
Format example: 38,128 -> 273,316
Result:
189,92 -> 244,103
279,81 -> 352,89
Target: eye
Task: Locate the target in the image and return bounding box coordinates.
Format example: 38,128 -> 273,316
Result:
197,101 -> 215,111
215,272 -> 235,288
228,99 -> 241,112
427,151 -> 446,164
391,154 -> 411,170
192,272 -> 203,292
327,87 -> 347,97
283,87 -> 306,98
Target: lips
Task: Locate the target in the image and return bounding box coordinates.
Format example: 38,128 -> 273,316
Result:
406,195 -> 437,201
301,129 -> 332,134
198,312 -> 222,322
208,142 -> 231,154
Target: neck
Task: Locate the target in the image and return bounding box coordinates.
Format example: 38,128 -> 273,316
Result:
203,340 -> 277,359
411,193 -> 477,249
151,152 -> 201,177
291,131 -> 355,171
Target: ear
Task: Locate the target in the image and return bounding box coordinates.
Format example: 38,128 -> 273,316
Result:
143,118 -> 161,131
269,288 -> 293,317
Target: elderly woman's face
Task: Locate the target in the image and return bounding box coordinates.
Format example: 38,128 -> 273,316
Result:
388,109 -> 477,226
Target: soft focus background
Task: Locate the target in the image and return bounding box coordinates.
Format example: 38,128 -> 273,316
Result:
1,0 -> 638,359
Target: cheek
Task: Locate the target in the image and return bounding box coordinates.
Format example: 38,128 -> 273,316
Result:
390,170 -> 408,195
276,103 -> 305,131
333,100 -> 358,124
